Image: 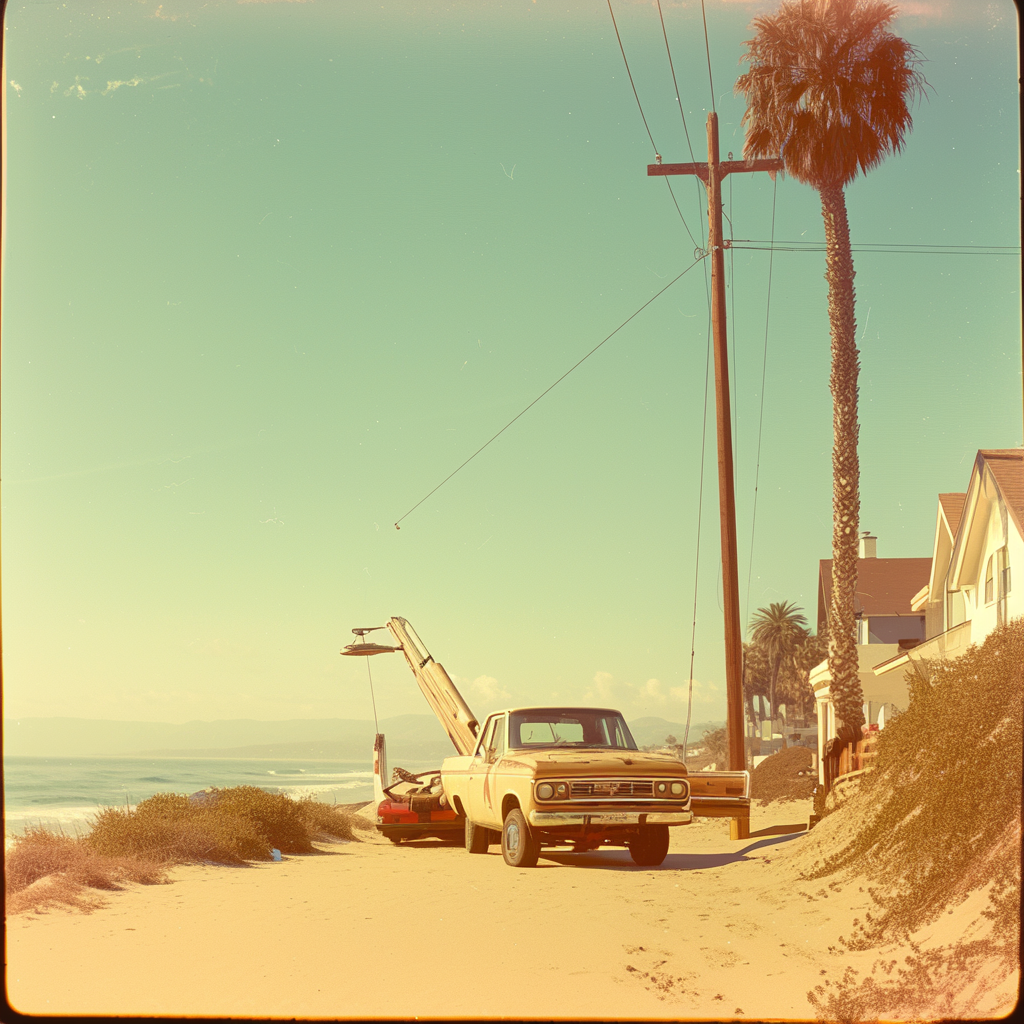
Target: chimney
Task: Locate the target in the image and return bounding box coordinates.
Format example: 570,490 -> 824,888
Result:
859,531 -> 877,558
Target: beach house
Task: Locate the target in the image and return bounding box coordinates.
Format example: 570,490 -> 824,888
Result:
869,447 -> 1024,689
809,534 -> 931,784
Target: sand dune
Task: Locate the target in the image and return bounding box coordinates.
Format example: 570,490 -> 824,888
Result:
6,798 -> 1015,1020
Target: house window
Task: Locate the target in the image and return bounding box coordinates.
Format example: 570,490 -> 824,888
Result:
984,555 -> 995,604
997,547 -> 1011,598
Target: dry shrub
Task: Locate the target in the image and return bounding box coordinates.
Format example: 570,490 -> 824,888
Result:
5,826 -> 168,916
804,619 -> 1022,943
6,875 -> 107,916
807,936 -> 1017,1024
803,619 -> 1022,1019
6,787 -> 364,916
86,787 -> 316,862
210,786 -> 314,854
86,802 -> 268,864
296,798 -> 364,842
750,745 -> 815,805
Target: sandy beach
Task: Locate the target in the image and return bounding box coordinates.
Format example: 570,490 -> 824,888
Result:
7,797 -> 1015,1021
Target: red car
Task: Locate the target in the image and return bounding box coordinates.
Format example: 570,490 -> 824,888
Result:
375,769 -> 464,844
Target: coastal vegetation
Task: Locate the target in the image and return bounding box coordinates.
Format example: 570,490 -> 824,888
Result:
5,787 -> 372,916
801,618 -> 1022,1017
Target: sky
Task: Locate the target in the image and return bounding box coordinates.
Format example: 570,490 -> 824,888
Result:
1,0 -> 1020,733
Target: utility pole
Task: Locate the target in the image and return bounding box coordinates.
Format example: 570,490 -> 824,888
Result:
649,112 -> 782,841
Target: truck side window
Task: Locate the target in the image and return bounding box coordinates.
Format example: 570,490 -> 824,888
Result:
489,716 -> 506,762
612,719 -> 628,748
475,717 -> 496,760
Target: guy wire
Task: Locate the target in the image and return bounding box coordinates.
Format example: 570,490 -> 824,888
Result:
394,259 -> 705,527
366,658 -> 379,735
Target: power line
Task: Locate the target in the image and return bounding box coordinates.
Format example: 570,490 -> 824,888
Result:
728,171 -> 737,460
699,0 -> 716,112
744,176 -> 778,635
607,0 -> 698,247
732,239 -> 1018,249
654,0 -> 707,257
655,0 -> 698,163
684,309 -> 714,759
606,0 -> 658,154
652,0 -> 715,748
729,240 -> 1019,256
394,258 -> 706,528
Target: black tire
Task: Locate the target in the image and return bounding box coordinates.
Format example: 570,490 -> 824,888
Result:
501,808 -> 540,867
465,818 -> 490,854
628,825 -> 670,866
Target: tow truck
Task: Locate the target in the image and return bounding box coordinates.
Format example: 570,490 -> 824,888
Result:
343,618 -> 750,866
343,618 -> 477,844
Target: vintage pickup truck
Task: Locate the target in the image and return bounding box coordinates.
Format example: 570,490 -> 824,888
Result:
442,706 -> 694,866
343,617 -> 750,866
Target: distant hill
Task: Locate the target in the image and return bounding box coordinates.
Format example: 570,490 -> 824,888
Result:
626,716 -> 725,749
3,712 -> 725,761
2,714 -> 451,759
138,739 -> 455,761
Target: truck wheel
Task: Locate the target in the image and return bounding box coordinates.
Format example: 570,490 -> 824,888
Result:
501,808 -> 540,868
628,825 -> 670,866
465,818 -> 490,854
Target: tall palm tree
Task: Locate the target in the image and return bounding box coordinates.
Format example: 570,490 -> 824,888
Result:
749,601 -> 809,748
736,0 -> 925,733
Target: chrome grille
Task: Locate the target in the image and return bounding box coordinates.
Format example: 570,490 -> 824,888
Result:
570,779 -> 655,799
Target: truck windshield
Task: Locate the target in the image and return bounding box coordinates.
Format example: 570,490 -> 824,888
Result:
509,709 -> 637,751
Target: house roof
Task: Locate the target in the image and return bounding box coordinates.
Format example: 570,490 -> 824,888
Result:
938,492 -> 967,539
980,448 -> 1024,541
818,556 -> 932,626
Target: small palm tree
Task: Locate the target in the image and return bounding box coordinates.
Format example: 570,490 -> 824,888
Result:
736,0 -> 926,733
749,601 -> 809,748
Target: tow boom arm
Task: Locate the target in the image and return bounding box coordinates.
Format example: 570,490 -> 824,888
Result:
384,617 -> 480,756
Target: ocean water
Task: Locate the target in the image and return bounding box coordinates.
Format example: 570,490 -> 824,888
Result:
2,755 -> 437,842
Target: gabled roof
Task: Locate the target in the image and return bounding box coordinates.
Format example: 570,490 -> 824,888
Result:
980,448 -> 1024,541
948,449 -> 1024,591
928,493 -> 967,601
818,557 -> 932,629
938,493 -> 967,539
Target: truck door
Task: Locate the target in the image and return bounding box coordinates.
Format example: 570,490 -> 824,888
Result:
466,716 -> 496,824
478,714 -> 507,829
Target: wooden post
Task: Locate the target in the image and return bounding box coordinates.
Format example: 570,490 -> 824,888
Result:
648,115 -> 783,842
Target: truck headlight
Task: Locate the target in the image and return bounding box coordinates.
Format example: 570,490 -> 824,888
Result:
657,782 -> 668,794
536,783 -> 554,800
671,782 -> 685,796
555,783 -> 568,797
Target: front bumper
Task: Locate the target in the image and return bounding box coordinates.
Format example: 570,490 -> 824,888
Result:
528,810 -> 692,826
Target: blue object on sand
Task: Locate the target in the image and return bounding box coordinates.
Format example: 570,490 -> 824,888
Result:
271,848 -> 282,861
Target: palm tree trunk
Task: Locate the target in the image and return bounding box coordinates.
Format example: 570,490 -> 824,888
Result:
819,184 -> 865,735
